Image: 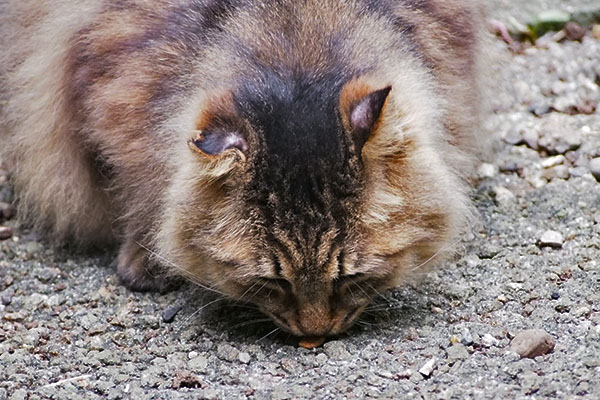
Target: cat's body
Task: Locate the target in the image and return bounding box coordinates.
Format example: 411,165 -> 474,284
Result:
0,0 -> 489,336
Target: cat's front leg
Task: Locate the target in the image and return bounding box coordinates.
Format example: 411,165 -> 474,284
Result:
116,237 -> 180,293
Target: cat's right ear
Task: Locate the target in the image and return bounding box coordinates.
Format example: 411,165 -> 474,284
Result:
340,79 -> 392,153
188,93 -> 249,160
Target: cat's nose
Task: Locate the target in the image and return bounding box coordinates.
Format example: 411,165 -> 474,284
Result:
298,306 -> 333,336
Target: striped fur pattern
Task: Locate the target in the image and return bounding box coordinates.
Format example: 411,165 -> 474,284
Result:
0,0 -> 489,336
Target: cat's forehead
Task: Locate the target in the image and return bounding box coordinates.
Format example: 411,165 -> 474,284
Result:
231,70 -> 365,260
235,71 -> 362,190
234,70 -> 348,158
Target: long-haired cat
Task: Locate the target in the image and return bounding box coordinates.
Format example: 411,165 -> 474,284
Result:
0,0 -> 489,337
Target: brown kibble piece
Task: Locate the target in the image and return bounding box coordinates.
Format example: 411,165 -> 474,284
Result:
564,22 -> 585,41
299,336 -> 325,349
0,226 -> 13,241
509,329 -> 555,359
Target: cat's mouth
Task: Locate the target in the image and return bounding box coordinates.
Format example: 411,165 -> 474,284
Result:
232,274 -> 383,337
258,302 -> 369,338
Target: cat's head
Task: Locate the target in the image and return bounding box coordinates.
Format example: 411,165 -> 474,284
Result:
157,72 -> 469,336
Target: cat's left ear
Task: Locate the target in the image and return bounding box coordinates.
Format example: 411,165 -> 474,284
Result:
188,92 -> 249,159
340,80 -> 392,152
189,130 -> 248,156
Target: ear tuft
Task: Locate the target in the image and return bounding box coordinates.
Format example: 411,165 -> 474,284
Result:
340,81 -> 392,152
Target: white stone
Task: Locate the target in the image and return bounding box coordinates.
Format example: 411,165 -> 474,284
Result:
494,186 -> 516,206
541,155 -> 565,168
482,334 -> 500,348
238,352 -> 251,364
418,358 -> 436,377
478,163 -> 498,179
589,158 -> 600,181
539,230 -> 564,248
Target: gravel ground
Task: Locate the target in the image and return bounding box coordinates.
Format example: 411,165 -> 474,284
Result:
1,3 -> 600,400
490,0 -> 599,25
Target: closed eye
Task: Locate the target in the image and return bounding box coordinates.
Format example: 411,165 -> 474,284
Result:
257,277 -> 291,293
335,272 -> 367,288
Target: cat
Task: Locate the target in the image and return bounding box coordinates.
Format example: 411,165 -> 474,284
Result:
0,0 -> 490,337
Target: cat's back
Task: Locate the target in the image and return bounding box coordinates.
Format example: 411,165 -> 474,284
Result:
0,0 -> 488,243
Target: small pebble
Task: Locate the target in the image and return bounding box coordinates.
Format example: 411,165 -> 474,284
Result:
539,230 -> 564,248
216,343 -> 239,362
478,163 -> 497,179
418,357 -> 436,377
589,158 -> 600,182
188,355 -> 208,371
528,101 -> 551,117
0,226 -> 12,240
323,340 -> 350,359
538,117 -> 582,155
575,306 -> 591,317
523,130 -> 539,150
593,24 -> 600,40
172,370 -> 202,390
481,334 -> 500,348
564,22 -> 585,41
0,202 -> 15,220
569,166 -> 589,178
499,161 -> 520,174
161,305 -> 182,323
24,241 -> 43,255
541,155 -> 565,169
461,329 -> 474,346
542,165 -> 569,181
238,352 -> 251,364
493,186 -> 516,207
509,329 -> 555,359
446,344 -> 469,363
1,295 -> 12,306
36,268 -> 59,283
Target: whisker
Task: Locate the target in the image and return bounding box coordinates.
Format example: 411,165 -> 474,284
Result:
236,280 -> 262,302
409,237 -> 463,272
237,279 -> 270,303
357,319 -> 386,328
356,320 -> 375,328
228,318 -> 272,330
174,297 -> 225,332
257,327 -> 280,343
364,304 -> 406,313
364,281 -> 389,303
346,282 -> 358,303
223,303 -> 260,311
135,241 -> 227,297
351,281 -> 371,299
